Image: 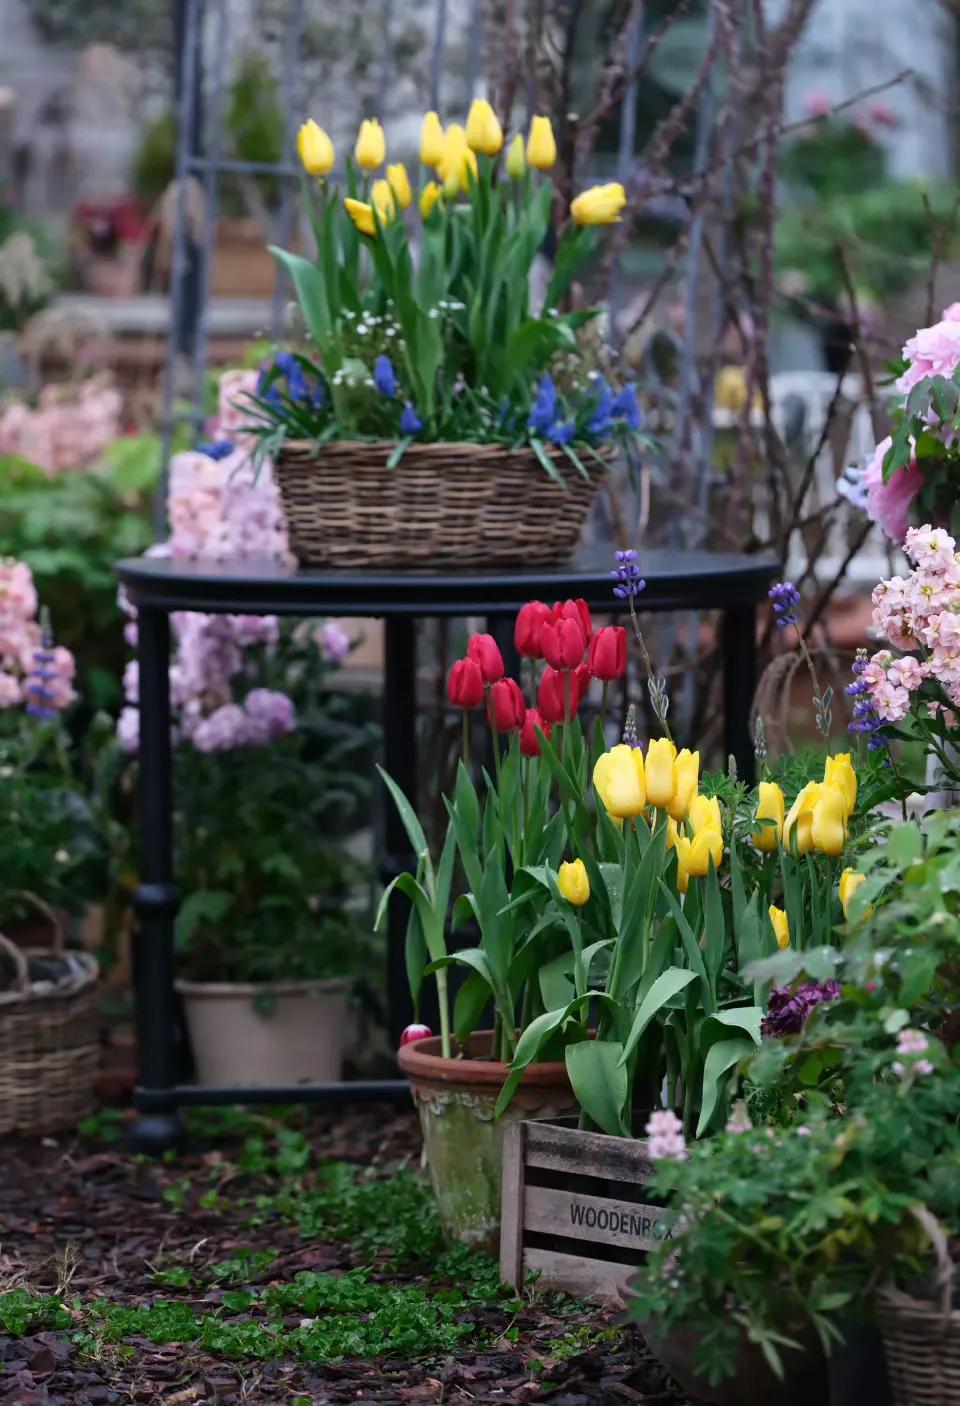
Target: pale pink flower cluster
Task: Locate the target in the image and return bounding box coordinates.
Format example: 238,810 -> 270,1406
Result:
0,378 -> 123,476
724,1101 -> 752,1135
891,1027 -> 934,1078
645,1109 -> 687,1161
868,524 -> 960,719
0,557 -> 75,710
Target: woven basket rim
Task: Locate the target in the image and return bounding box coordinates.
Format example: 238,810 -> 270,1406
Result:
878,1282 -> 960,1321
277,437 -> 614,461
0,949 -> 98,1009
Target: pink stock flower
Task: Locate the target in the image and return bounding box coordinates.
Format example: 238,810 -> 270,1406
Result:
897,317 -> 960,396
0,671 -> 21,707
217,368 -> 260,434
645,1109 -> 687,1161
192,703 -> 250,753
318,622 -> 351,664
862,436 -> 923,543
242,688 -> 295,743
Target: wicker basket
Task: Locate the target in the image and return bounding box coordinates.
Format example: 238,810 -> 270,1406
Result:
877,1207 -> 960,1406
274,440 -> 603,568
0,910 -> 99,1137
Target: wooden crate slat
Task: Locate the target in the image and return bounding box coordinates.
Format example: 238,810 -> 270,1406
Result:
523,1247 -> 631,1305
523,1183 -> 667,1252
499,1121 -> 526,1289
524,1121 -> 654,1182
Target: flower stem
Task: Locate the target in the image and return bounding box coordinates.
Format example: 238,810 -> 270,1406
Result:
436,966 -> 451,1059
462,711 -> 471,773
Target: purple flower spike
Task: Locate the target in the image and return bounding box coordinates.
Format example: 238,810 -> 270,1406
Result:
762,980 -> 841,1037
197,439 -> 235,461
400,402 -> 423,436
769,580 -> 800,628
374,355 -> 398,398
611,548 -> 646,600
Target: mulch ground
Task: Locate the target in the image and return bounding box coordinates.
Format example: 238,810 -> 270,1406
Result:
0,1105 -> 685,1406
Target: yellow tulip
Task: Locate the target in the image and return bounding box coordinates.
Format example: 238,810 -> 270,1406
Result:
752,782 -> 785,853
688,793 -> 721,837
354,117 -> 386,171
811,783 -> 847,858
297,119 -> 335,176
823,753 -> 857,817
419,180 -> 443,219
419,110 -> 445,167
371,179 -> 396,222
839,867 -> 869,920
783,781 -> 822,857
526,115 -> 557,170
506,132 -> 526,180
570,182 -> 627,226
344,198 -> 377,237
558,858 -> 590,907
769,905 -> 790,951
386,162 -> 413,209
466,97 -> 503,155
593,743 -> 646,820
676,828 -> 722,893
645,738 -> 678,809
668,749 -> 700,822
438,123 -> 477,196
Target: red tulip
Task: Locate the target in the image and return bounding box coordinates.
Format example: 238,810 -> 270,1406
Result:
540,616 -> 585,671
400,1023 -> 433,1047
553,597 -> 592,640
487,677 -> 526,732
514,600 -> 551,659
520,707 -> 551,758
467,632 -> 504,683
588,625 -> 626,682
447,657 -> 485,709
538,666 -> 581,724
574,661 -> 593,697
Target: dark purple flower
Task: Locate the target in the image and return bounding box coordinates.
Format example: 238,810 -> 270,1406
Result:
25,611 -> 58,722
762,981 -> 841,1037
197,439 -> 235,461
611,548 -> 646,600
769,580 -> 800,629
400,402 -> 423,436
612,384 -> 642,431
622,702 -> 639,748
374,355 -> 398,397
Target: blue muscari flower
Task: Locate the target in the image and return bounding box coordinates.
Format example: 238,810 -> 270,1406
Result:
547,419 -> 575,445
400,402 -> 423,436
374,355 -> 398,398
26,611 -> 58,722
197,439 -> 235,461
587,377 -> 615,436
611,548 -> 646,600
846,647 -> 887,748
528,374 -> 558,435
769,581 -> 800,629
255,366 -> 284,408
612,383 -> 642,431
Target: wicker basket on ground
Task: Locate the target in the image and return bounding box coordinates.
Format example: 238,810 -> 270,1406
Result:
877,1207 -> 960,1406
273,439 -> 603,568
0,912 -> 99,1137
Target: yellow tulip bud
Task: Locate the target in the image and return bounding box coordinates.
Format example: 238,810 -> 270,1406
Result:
505,132 -> 526,180
354,117 -> 386,171
645,738 -> 677,809
783,781 -> 822,857
371,179 -> 396,222
823,753 -> 857,817
769,905 -> 790,951
570,181 -> 627,226
839,867 -> 869,920
438,123 -> 477,196
593,743 -> 646,820
344,197 -> 377,238
811,783 -> 847,858
297,119 -> 335,176
419,180 -> 443,219
558,858 -> 590,907
466,97 -> 503,156
688,826 -> 723,877
386,162 -> 413,209
668,749 -> 700,822
752,782 -> 785,853
419,111 -> 445,167
688,793 -> 721,838
526,115 -> 557,170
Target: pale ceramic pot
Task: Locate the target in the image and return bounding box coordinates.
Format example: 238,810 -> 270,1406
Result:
176,978 -> 350,1086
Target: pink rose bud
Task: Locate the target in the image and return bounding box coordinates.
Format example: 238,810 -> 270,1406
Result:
399,1023 -> 432,1047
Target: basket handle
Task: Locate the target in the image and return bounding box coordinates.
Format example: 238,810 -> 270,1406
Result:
910,1204 -> 954,1323
0,933 -> 30,994
6,891 -> 66,956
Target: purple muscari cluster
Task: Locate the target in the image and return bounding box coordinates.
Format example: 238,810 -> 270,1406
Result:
197,439 -> 235,461
612,548 -> 647,600
587,378 -> 616,435
622,702 -> 639,747
400,402 -> 423,436
374,354 -> 399,398
846,647 -> 887,750
762,980 -> 841,1037
769,580 -> 801,629
257,352 -> 324,409
611,383 -> 642,431
25,613 -> 58,722
530,374 -> 644,446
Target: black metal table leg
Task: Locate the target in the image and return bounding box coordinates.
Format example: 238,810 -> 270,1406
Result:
382,615 -> 418,1046
722,603 -> 757,787
129,605 -> 186,1153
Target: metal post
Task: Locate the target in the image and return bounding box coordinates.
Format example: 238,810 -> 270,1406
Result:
382,616 -> 418,1044
722,604 -> 757,786
129,605 -> 185,1153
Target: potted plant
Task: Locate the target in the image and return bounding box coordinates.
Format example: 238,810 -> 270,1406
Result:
243,103 -> 648,568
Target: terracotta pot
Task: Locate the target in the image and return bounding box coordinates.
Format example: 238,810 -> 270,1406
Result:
397,1031 -> 577,1252
176,978 -> 350,1086
641,1318 -> 828,1406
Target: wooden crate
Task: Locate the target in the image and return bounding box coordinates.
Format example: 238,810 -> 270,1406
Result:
499,1121 -> 668,1304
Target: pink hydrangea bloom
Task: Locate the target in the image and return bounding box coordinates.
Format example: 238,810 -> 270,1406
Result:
862,436 -> 924,543
243,688 -> 295,744
317,622 -> 351,664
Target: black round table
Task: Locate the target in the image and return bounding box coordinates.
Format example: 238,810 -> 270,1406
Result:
115,548 -> 778,1151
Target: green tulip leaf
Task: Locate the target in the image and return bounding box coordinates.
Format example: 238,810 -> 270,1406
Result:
565,1040 -> 630,1138
696,1036 -> 756,1136
620,967 -> 698,1063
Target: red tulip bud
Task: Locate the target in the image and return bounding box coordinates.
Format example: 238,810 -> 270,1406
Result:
553,597 -> 592,640
399,1023 -> 433,1047
487,677 -> 526,732
519,707 -> 551,758
588,625 -> 626,682
514,600 -> 552,659
447,657 -> 485,709
574,661 -> 593,696
538,666 -> 581,724
467,633 -> 504,683
540,616 -> 585,671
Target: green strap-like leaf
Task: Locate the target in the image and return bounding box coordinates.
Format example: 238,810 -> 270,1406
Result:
565,1040 -> 630,1138
620,967 -> 698,1063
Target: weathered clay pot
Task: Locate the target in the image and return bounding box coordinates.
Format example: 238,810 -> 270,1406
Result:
398,1031 -> 576,1252
641,1318 -> 828,1406
177,978 -> 350,1086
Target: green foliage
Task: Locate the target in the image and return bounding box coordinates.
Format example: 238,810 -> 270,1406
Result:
130,110 -> 177,207
0,1290 -> 71,1335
